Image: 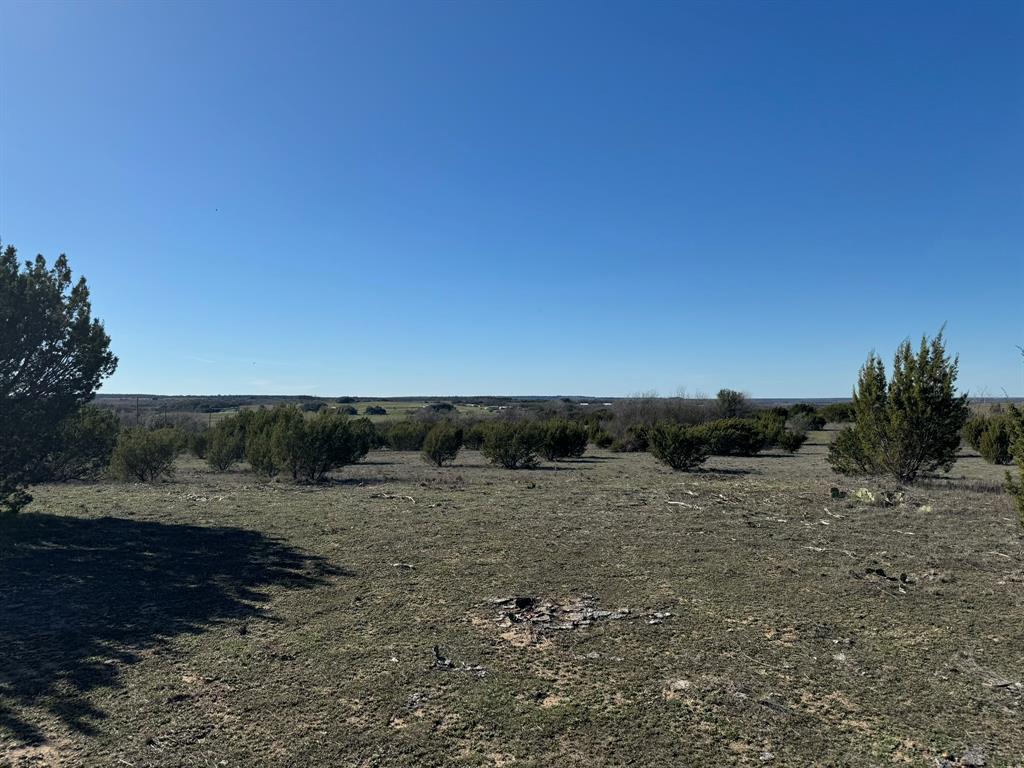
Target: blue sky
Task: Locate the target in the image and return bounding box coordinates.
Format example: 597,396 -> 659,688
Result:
1,1 -> 1021,397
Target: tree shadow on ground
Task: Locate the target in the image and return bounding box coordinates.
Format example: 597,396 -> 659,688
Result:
694,466 -> 757,476
0,512 -> 347,745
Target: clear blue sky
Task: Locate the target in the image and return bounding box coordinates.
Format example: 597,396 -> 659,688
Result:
1,1 -> 1021,398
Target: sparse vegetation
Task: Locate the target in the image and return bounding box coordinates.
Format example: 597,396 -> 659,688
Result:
828,332 -> 969,483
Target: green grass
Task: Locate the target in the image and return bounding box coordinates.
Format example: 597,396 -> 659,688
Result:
2,446 -> 1021,766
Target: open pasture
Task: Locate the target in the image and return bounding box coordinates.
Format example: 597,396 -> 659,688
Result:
2,445 -> 1021,767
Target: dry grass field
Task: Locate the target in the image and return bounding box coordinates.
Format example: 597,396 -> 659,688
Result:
2,444 -> 1021,767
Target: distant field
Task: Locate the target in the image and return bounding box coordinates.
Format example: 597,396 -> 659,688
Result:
334,400 -> 496,423
2,445 -> 1021,766
94,396 -> 499,427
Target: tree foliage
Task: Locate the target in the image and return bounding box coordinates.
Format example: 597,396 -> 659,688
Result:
1,246 -> 117,512
828,332 -> 969,483
715,389 -> 749,419
29,404 -> 120,481
963,414 -> 1013,465
1003,404 -> 1024,526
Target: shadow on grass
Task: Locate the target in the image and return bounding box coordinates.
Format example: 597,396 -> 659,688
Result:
0,512 -> 347,745
693,466 -> 757,476
916,475 -> 1007,494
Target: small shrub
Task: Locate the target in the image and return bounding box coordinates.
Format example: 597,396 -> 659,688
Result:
964,414 -> 1013,465
700,418 -> 765,456
978,421 -> 1013,464
386,420 -> 432,451
364,405 -> 387,416
272,410 -> 369,482
481,422 -> 542,469
110,427 -> 182,482
963,416 -> 988,450
755,413 -> 787,449
1003,405 -> 1024,526
539,419 -> 588,461
339,405 -> 358,415
592,430 -> 615,449
649,423 -> 710,471
207,420 -> 244,471
246,408 -> 369,482
189,429 -> 210,459
422,421 -> 464,466
828,332 -> 969,483
245,406 -> 300,476
777,430 -> 808,453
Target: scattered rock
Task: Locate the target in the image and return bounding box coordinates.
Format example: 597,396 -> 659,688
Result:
484,595 -> 670,636
937,746 -> 987,767
431,644 -> 485,677
432,644 -> 453,668
852,488 -> 906,507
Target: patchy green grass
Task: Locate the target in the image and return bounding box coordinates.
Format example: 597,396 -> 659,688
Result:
2,447 -> 1021,766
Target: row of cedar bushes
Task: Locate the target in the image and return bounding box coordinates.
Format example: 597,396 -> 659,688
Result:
54,394 -> 836,485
